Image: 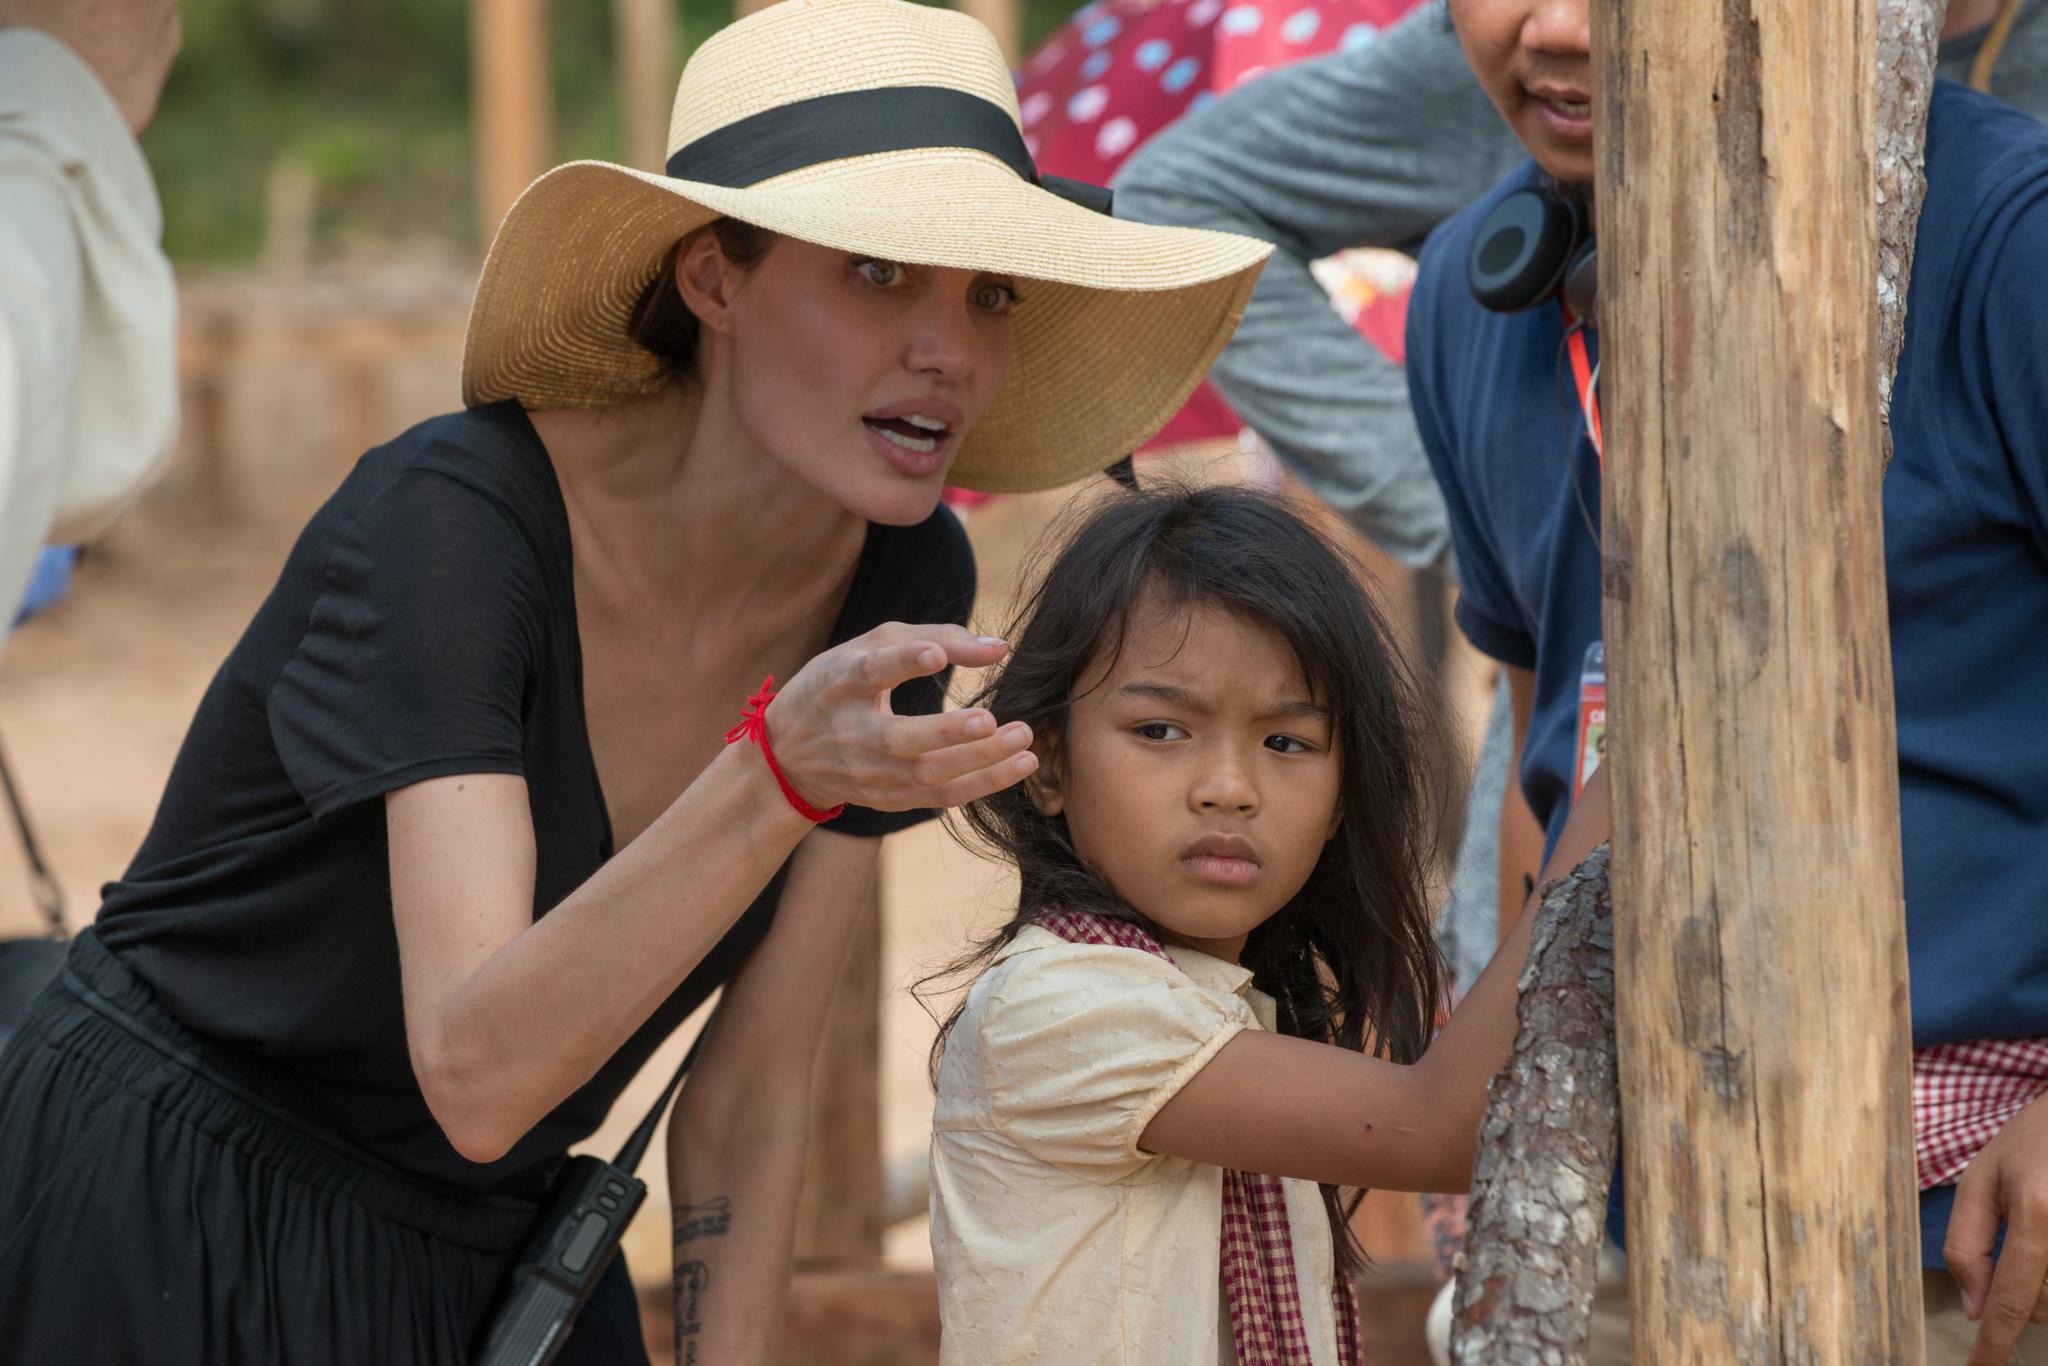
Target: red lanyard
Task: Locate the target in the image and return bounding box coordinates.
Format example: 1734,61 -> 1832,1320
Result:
1562,304 -> 1603,469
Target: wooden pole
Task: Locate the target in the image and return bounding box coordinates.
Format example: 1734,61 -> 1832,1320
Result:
954,0 -> 1021,66
792,879 -> 885,1268
615,0 -> 677,173
1592,0 -> 1923,1356
470,0 -> 553,245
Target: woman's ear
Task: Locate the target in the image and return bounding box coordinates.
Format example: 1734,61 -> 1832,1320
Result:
674,228 -> 744,337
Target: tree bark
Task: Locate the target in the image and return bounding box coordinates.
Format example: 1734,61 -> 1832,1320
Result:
1876,0 -> 1947,454
1448,847 -> 1618,1365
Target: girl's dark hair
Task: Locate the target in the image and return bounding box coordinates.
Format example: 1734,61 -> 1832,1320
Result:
925,481 -> 1450,1278
626,218 -> 776,386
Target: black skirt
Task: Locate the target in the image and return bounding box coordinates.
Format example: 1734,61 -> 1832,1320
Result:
0,930 -> 651,1365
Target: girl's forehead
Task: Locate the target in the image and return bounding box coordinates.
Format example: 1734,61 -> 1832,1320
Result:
1082,597 -> 1313,698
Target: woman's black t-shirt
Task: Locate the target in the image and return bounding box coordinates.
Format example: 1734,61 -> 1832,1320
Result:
95,401 -> 975,1194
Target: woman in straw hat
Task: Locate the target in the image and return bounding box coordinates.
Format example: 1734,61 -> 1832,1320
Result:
0,2 -> 1268,1361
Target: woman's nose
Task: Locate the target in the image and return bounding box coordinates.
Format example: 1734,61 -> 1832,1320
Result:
905,298 -> 977,383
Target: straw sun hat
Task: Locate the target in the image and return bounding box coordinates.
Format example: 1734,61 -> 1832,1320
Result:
460,0 -> 1273,493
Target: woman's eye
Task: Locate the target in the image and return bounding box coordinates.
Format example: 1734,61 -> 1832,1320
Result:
973,281 -> 1021,314
1135,722 -> 1187,742
1265,734 -> 1315,755
856,259 -> 905,287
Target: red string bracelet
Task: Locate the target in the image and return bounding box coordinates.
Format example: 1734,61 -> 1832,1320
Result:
725,676 -> 845,824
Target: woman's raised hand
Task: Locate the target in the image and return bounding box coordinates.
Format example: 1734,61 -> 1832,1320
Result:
764,623 -> 1037,813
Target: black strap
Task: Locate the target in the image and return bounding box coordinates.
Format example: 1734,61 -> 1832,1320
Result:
0,727 -> 64,939
612,1024 -> 705,1175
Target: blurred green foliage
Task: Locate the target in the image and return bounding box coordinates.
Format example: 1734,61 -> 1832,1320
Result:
144,0 -> 1083,263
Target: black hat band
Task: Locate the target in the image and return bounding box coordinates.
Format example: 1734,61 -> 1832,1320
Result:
665,85 -> 1111,215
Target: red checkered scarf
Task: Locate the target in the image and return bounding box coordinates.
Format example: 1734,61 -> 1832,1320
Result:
1914,1039 -> 2048,1189
1034,908 -> 1362,1366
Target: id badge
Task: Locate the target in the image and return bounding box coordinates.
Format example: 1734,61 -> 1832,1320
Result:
1574,639 -> 1605,799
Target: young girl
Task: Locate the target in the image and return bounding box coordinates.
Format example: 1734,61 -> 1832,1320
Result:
927,483 -> 1608,1365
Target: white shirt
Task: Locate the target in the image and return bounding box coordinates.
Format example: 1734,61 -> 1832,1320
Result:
930,925 -> 1344,1365
0,29 -> 178,654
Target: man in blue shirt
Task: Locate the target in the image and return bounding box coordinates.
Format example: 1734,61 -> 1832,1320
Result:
1408,0 -> 2048,1360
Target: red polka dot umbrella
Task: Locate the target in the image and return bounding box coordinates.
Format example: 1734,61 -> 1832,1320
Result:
1017,0 -> 1427,453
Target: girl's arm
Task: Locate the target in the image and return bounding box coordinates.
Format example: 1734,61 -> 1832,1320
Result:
1139,763 -> 1612,1193
387,623 -> 1035,1163
665,829 -> 878,1366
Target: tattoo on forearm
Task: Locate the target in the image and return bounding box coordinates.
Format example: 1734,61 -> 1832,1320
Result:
673,1197 -> 732,1365
674,1196 -> 732,1244
674,1261 -> 708,1365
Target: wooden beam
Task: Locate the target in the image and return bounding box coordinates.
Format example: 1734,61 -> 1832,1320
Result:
954,0 -> 1020,66
793,879 -> 885,1267
1592,0 -> 1924,1355
614,0 -> 677,173
470,0 -> 553,245
175,307 -> 239,521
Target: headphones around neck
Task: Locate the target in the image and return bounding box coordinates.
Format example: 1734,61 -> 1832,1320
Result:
1466,187 -> 1598,323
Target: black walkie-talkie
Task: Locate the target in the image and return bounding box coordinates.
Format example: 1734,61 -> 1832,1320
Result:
473,1036 -> 699,1366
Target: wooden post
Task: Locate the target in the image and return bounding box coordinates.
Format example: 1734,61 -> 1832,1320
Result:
793,879 -> 885,1267
470,0 -> 553,245
1592,0 -> 1923,1356
954,0 -> 1020,66
176,307 -> 239,521
614,0 -> 676,173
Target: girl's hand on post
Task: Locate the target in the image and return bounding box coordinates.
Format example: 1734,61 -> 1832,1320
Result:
764,623 -> 1037,813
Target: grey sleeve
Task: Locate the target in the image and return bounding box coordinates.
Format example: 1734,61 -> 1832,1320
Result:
1112,2 -> 1522,570
1988,0 -> 2048,121
1936,0 -> 2048,121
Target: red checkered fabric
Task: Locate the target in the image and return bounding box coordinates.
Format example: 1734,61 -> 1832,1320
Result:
1914,1039 -> 2048,1190
1035,909 -> 1362,1366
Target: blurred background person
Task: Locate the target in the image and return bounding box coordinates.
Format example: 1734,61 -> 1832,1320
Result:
0,0 -> 181,1070
0,0 -> 182,650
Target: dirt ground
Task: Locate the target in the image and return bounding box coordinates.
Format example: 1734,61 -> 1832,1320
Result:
0,270 -> 1493,1331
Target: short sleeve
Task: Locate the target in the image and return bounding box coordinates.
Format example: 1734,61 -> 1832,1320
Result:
829,505 -> 978,839
977,942 -> 1254,1181
267,472 -> 545,817
1407,219 -> 1539,669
